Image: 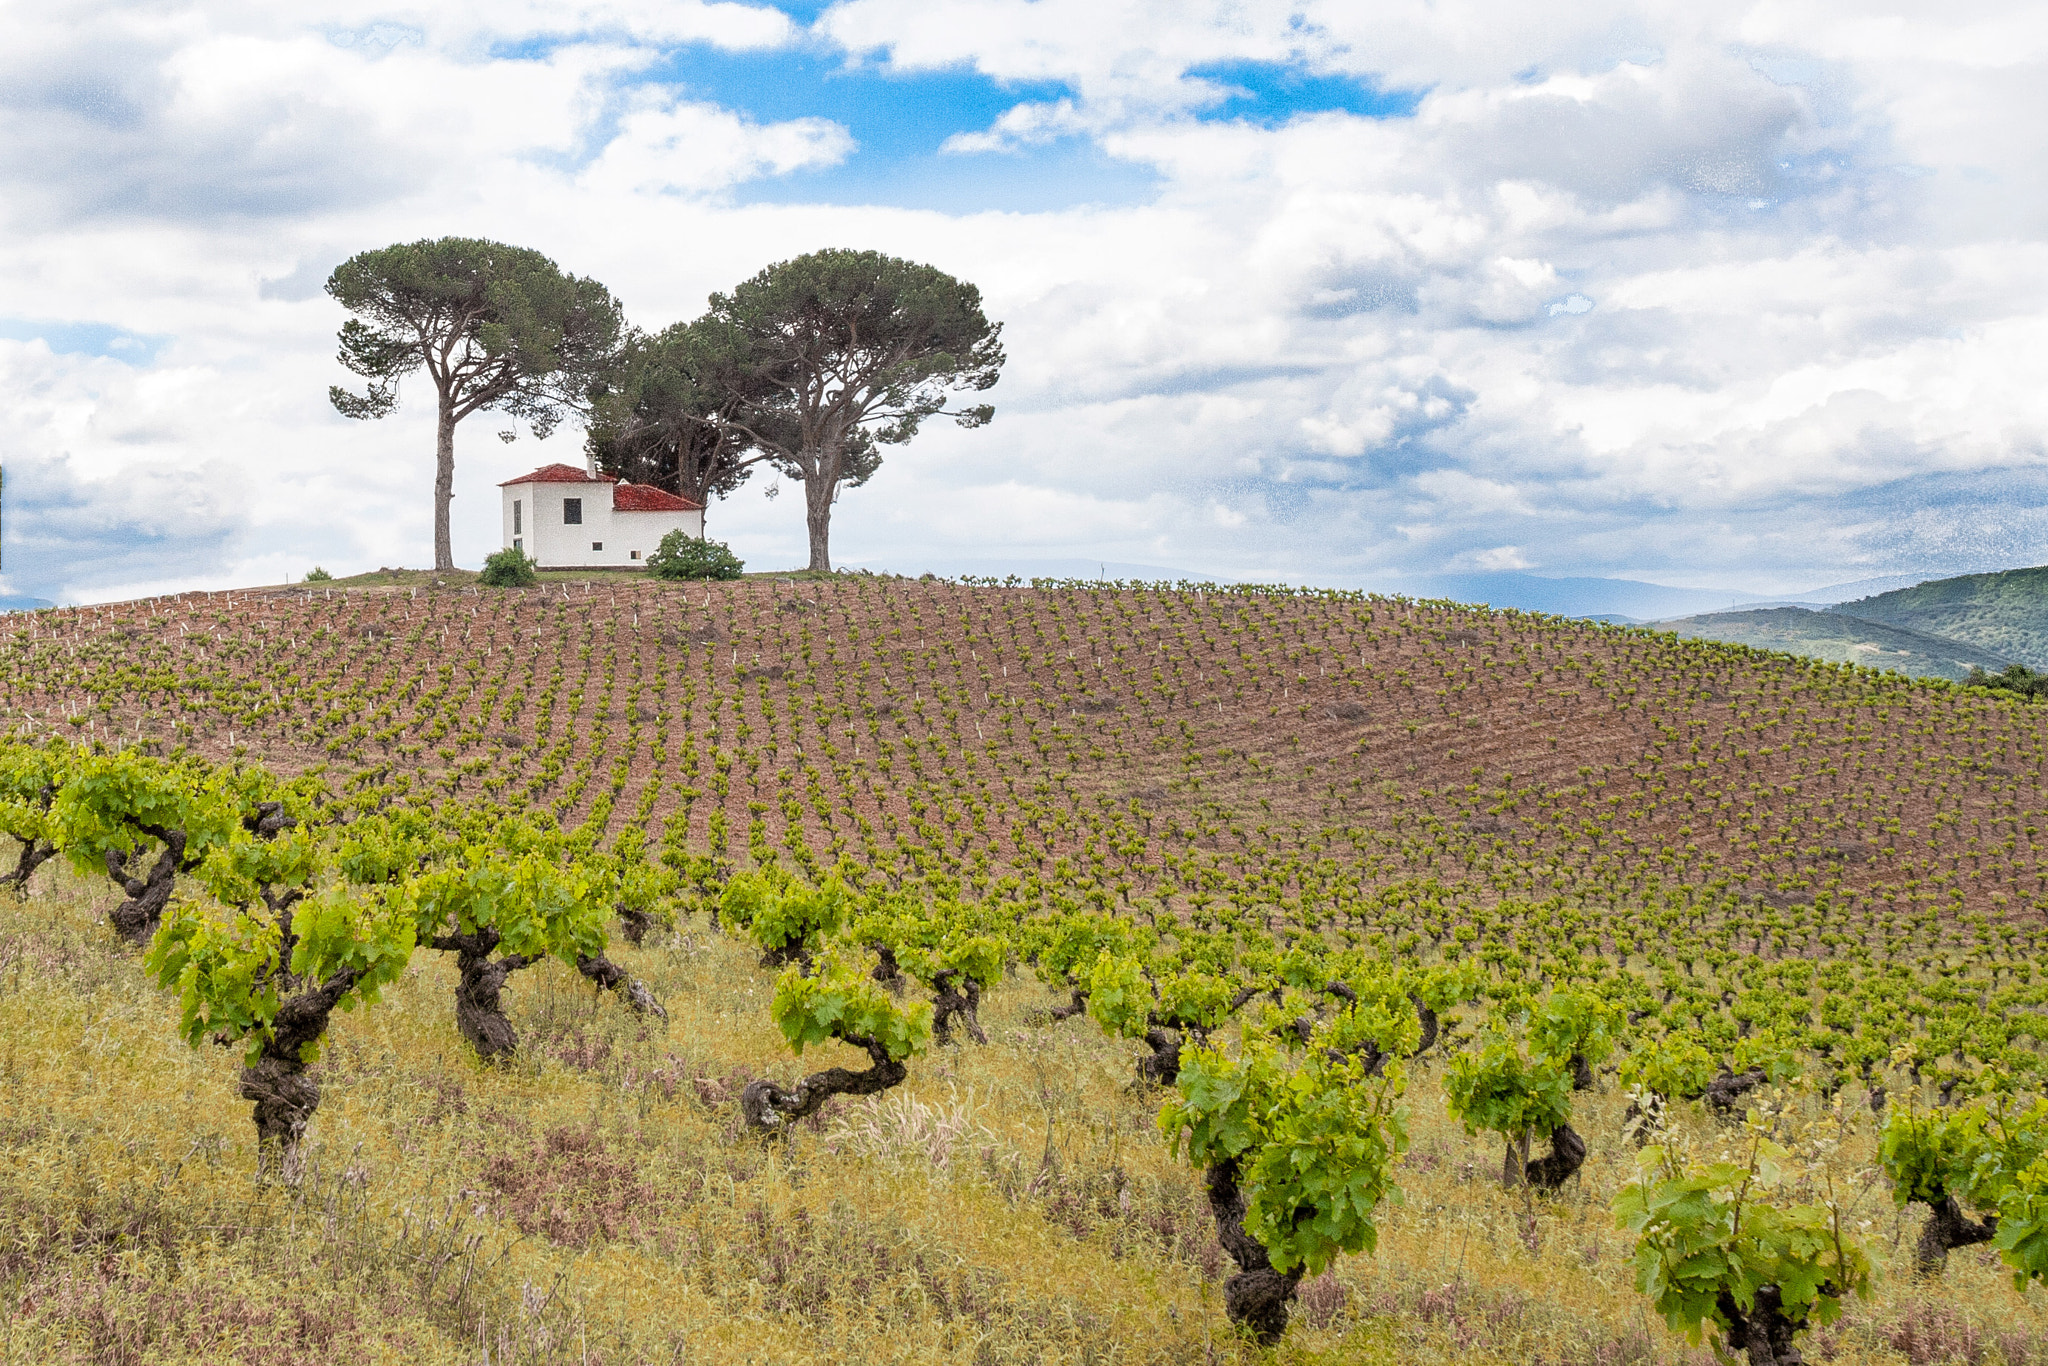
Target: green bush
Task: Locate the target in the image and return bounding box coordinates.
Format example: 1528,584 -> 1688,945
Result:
646,529 -> 743,581
304,567 -> 333,583
479,547 -> 538,587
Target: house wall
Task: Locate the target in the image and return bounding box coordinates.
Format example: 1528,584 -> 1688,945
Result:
501,483 -> 702,569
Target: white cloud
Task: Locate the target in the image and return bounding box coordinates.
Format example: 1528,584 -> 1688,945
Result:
3,0 -> 2047,603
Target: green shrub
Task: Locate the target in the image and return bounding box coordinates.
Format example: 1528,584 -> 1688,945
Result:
479,547 -> 538,587
303,567 -> 333,583
646,529 -> 743,581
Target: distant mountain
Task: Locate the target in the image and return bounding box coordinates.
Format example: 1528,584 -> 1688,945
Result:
0,594 -> 53,613
1778,571 -> 1950,605
1409,572 -> 1764,620
1657,606 -> 2014,681
1828,566 -> 2048,670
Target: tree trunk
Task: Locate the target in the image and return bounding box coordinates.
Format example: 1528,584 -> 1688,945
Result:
615,907 -> 655,947
1569,1052 -> 1594,1091
930,969 -> 987,1045
574,952 -> 668,1020
435,930 -> 540,1062
1410,993 -> 1441,1057
869,943 -> 906,996
1205,1156 -> 1303,1346
1137,1025 -> 1182,1086
1525,1123 -> 1587,1189
1706,1068 -> 1768,1115
741,1034 -> 906,1133
1045,988 -> 1089,1021
7,836 -> 56,898
239,967 -> 361,1184
803,469 -> 834,573
1717,1285 -> 1809,1366
1914,1193 -> 1998,1275
434,399 -> 457,572
104,835 -> 186,946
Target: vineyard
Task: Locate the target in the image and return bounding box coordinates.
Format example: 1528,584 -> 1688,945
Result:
4,574 -> 2048,1365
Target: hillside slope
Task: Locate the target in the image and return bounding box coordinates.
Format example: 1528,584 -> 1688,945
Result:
1830,563 -> 2048,668
1656,604 -> 2015,680
8,577 -> 2048,1362
7,575 -> 2044,924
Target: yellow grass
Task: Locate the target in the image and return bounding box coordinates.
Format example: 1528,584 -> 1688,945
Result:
2,868 -> 2044,1365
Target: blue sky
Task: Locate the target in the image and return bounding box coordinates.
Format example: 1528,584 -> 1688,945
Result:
1,0 -> 2045,604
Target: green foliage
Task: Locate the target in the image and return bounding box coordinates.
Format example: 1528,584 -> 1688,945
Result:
480,547 -> 538,587
404,850 -> 608,964
1998,1151 -> 2048,1289
1085,953 -> 1155,1039
646,531 -> 744,582
1613,1140 -> 1871,1354
1966,664 -> 2048,700
48,749 -> 238,874
1881,1097 -> 2048,1289
586,316 -> 768,507
1621,1035 -> 1718,1102
0,743 -> 64,848
327,237 -> 623,437
705,248 -> 1004,569
770,948 -> 932,1062
720,869 -> 851,958
1160,1033 -> 1409,1277
303,567 -> 333,583
1444,1034 -> 1573,1142
1529,989 -> 1620,1069
146,884 -> 416,1066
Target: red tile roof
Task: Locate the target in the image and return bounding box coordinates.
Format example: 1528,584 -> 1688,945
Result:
498,463 -> 616,486
613,483 -> 705,512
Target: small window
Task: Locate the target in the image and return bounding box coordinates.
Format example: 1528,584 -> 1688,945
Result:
629,549 -> 640,560
563,497 -> 582,525
591,541 -> 603,552
513,499 -> 522,534
512,537 -> 523,552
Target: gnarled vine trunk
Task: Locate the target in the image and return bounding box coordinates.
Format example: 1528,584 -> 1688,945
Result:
433,929 -> 540,1062
1204,1156 -> 1302,1345
741,1034 -> 905,1133
1137,1025 -> 1182,1085
1410,993 -> 1440,1056
574,951 -> 667,1019
1045,988 -> 1088,1021
1914,1193 -> 1998,1275
614,906 -> 655,947
240,966 -> 362,1184
930,969 -> 986,1045
104,829 -> 189,945
6,835 -> 56,898
1706,1068 -> 1768,1115
1504,1123 -> 1586,1190
869,943 -> 907,996
1716,1284 -> 1811,1366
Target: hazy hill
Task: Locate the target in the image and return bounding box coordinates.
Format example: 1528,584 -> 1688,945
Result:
1657,605 -> 2014,680
1829,564 -> 2048,668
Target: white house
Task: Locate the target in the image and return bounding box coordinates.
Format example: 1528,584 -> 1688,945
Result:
499,463 -> 705,570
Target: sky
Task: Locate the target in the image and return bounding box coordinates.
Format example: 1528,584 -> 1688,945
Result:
2,0 -> 2045,606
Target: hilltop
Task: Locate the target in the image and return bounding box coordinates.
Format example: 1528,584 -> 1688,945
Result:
1656,604 -> 2016,681
1829,564 -> 2048,668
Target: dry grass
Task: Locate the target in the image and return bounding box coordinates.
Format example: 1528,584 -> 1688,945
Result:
3,867 -> 2046,1366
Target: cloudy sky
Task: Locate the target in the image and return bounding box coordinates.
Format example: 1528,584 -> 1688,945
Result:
3,0 -> 2044,605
